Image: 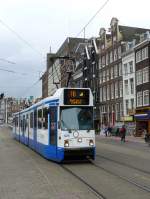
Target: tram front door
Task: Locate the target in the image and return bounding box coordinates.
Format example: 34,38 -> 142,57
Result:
49,106 -> 57,158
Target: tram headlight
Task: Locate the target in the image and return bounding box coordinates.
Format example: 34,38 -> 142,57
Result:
89,139 -> 94,146
78,138 -> 82,142
64,140 -> 69,147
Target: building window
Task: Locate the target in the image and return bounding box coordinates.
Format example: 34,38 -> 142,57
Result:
120,102 -> 123,117
131,98 -> 134,110
103,86 -> 106,101
115,103 -> 120,121
119,81 -> 123,97
137,91 -> 142,107
136,50 -> 141,63
111,67 -> 114,79
106,69 -> 109,81
100,87 -> 102,102
129,61 -> 133,73
118,46 -> 121,59
110,51 -> 113,63
119,63 -> 122,76
106,84 -> 110,100
111,83 -> 114,99
143,67 -> 149,83
102,56 -> 105,67
143,90 -> 149,106
142,47 -> 148,60
114,65 -> 118,78
115,82 -> 118,98
130,78 -> 134,94
99,72 -> 102,84
124,63 -> 128,76
102,70 -> 106,82
125,100 -> 129,115
114,48 -> 117,61
106,53 -> 109,65
99,58 -> 102,69
136,70 -> 142,85
124,80 -> 129,95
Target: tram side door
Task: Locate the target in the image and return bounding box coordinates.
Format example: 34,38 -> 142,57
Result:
49,106 -> 57,158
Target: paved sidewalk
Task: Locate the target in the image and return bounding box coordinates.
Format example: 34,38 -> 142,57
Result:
96,134 -> 145,144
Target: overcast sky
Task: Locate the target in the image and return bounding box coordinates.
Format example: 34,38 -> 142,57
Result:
0,0 -> 150,98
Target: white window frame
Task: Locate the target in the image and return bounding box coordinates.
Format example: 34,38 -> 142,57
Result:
107,84 -> 110,100
100,87 -> 102,102
119,63 -> 122,76
130,78 -> 134,95
136,50 -> 141,63
106,69 -> 109,81
124,63 -> 128,76
114,65 -> 118,78
124,80 -> 129,95
115,82 -> 118,98
143,90 -> 149,106
136,70 -> 142,85
103,86 -> 106,101
118,46 -> 121,59
111,83 -> 114,99
143,67 -> 149,83
119,81 -> 123,97
129,61 -> 133,73
111,67 -> 114,79
137,91 -> 143,107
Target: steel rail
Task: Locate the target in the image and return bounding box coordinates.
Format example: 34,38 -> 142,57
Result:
96,154 -> 150,175
90,161 -> 150,193
61,164 -> 107,199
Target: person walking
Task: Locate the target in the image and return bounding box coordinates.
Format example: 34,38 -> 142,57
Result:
120,125 -> 126,142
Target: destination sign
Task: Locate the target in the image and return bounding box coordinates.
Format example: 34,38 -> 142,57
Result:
64,89 -> 89,105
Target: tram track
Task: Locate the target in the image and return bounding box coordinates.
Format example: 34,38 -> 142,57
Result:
61,164 -> 107,199
90,160 -> 150,193
96,154 -> 150,175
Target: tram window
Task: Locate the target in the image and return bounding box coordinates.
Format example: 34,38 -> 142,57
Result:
21,119 -> 23,132
38,109 -> 42,129
43,107 -> 48,129
34,110 -> 37,128
16,117 -> 18,127
26,114 -> 28,130
23,115 -> 26,133
30,112 -> 33,128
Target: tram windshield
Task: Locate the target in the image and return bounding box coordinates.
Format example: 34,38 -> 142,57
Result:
60,107 -> 93,130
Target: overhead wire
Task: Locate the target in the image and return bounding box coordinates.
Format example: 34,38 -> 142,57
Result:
0,19 -> 44,58
0,58 -> 16,64
76,0 -> 110,37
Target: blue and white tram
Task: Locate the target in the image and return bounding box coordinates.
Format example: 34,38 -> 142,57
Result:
13,88 -> 95,162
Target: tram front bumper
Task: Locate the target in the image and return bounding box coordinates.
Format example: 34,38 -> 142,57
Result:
64,147 -> 95,160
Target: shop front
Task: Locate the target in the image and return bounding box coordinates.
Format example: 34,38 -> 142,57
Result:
134,109 -> 150,136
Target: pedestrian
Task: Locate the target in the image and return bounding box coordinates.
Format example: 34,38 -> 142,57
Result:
120,125 -> 126,142
104,127 -> 108,137
107,126 -> 112,136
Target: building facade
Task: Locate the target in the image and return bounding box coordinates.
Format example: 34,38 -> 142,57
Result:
98,18 -> 150,130
134,33 -> 150,135
122,41 -> 136,133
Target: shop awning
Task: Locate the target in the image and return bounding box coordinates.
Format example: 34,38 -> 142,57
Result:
134,113 -> 149,120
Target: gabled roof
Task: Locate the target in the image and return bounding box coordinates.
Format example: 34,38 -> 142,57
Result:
56,37 -> 86,56
119,25 -> 150,42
